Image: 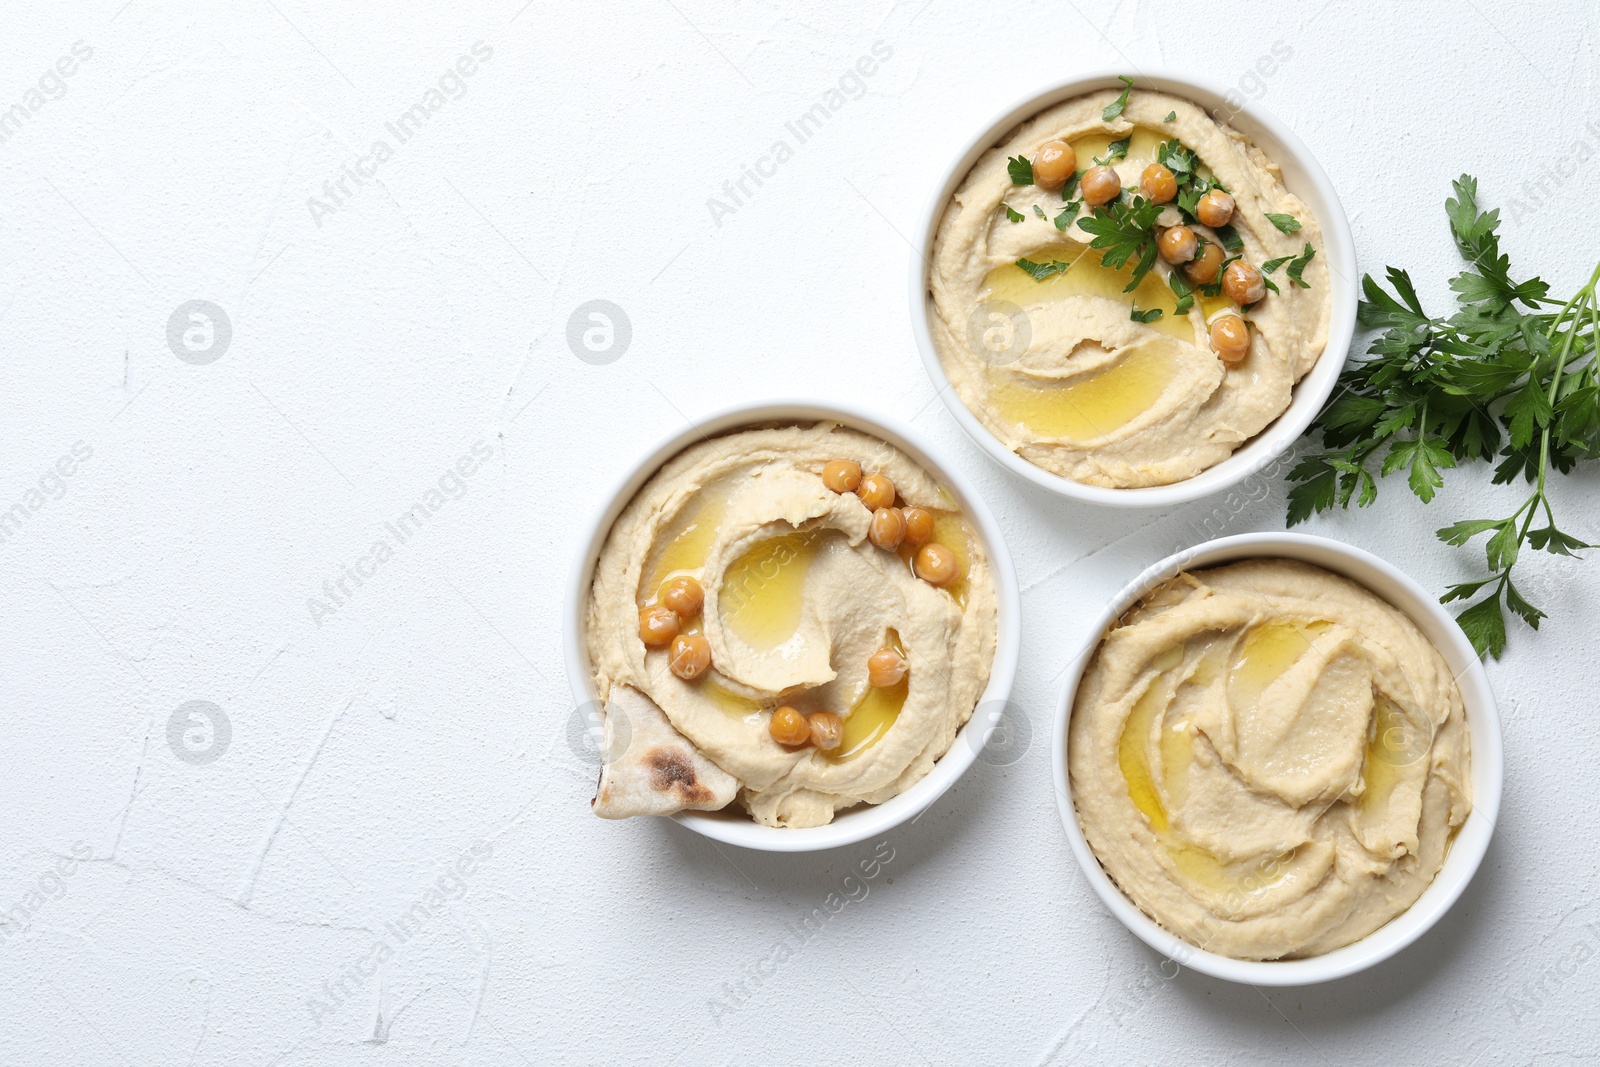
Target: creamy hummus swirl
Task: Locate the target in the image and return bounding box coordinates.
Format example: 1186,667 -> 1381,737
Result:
1070,560 -> 1471,960
929,87 -> 1331,487
587,422 -> 998,828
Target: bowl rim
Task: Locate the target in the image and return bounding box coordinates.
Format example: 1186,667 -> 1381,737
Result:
907,67 -> 1359,508
564,397 -> 1022,853
1050,531 -> 1504,984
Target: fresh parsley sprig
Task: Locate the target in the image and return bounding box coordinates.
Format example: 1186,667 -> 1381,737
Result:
1076,195 -> 1163,291
1287,174 -> 1595,658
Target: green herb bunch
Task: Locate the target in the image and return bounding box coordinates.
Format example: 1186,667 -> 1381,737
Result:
1288,175 -> 1600,658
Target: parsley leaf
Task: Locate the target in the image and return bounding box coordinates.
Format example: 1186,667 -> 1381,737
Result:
1214,224 -> 1243,253
1285,456 -> 1339,525
1130,306 -> 1163,323
1382,435 -> 1455,502
1097,136 -> 1131,165
1164,110 -> 1177,122
1003,204 -> 1024,223
1015,257 -> 1073,280
1168,270 -> 1194,316
1054,202 -> 1082,230
1265,212 -> 1301,234
1032,204 -> 1047,220
1155,138 -> 1198,181
1455,589 -> 1509,659
1261,255 -> 1291,274
1286,243 -> 1316,288
1102,75 -> 1134,121
1445,174 -> 1549,310
1007,155 -> 1034,185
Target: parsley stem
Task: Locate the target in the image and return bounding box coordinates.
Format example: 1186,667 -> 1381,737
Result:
1515,486 -> 1542,546
1523,266 -> 1600,551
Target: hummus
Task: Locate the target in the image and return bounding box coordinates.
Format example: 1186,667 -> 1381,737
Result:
586,422 -> 998,828
1069,560 -> 1471,960
929,86 -> 1331,487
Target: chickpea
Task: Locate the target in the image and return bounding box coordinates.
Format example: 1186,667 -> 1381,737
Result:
1157,225 -> 1197,265
857,472 -> 896,511
661,576 -> 704,618
1222,261 -> 1267,305
807,710 -> 844,751
1209,315 -> 1251,365
638,605 -> 680,647
868,647 -> 908,688
1195,189 -> 1235,228
1184,241 -> 1224,285
914,543 -> 959,586
902,507 -> 936,547
768,705 -> 811,747
668,633 -> 711,681
868,506 -> 906,550
822,459 -> 861,494
1080,165 -> 1122,207
1139,163 -> 1177,204
1032,140 -> 1077,190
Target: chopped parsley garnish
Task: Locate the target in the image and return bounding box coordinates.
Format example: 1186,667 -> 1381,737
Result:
1032,204 -> 1047,219
1102,76 -> 1134,121
1054,202 -> 1082,230
1261,255 -> 1292,274
1215,224 -> 1244,253
1155,138 -> 1198,181
1014,257 -> 1074,280
1168,270 -> 1195,315
1003,204 -> 1024,223
1266,212 -> 1302,234
1175,183 -> 1206,219
1164,110 -> 1177,122
1286,243 -> 1316,287
1007,155 -> 1034,185
1096,136 -> 1131,165
1130,306 -> 1163,323
1061,170 -> 1084,200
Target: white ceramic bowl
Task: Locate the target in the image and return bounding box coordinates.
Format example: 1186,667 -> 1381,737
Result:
909,69 -> 1358,508
566,399 -> 1021,853
1052,532 -> 1503,984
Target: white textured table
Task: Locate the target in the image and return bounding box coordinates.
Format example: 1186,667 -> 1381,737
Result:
2,1 -> 1596,1063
